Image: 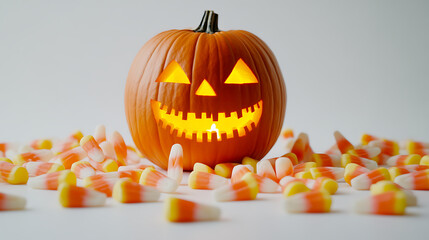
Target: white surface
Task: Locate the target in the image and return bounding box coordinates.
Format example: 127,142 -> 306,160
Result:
1,1 -> 429,239
1,140 -> 429,240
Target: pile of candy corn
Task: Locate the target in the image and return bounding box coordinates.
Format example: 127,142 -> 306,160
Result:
1,126 -> 429,222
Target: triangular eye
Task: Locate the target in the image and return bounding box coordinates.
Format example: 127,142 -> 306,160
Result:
224,59 -> 258,84
156,60 -> 191,84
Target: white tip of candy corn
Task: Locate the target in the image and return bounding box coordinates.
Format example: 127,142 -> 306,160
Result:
99,141 -> 116,160
350,175 -> 371,190
164,197 -> 220,222
94,125 -> 106,143
257,159 -> 277,180
244,172 -> 279,193
158,177 -> 179,193
394,174 -> 414,190
275,157 -> 293,179
0,193 -> 26,211
167,144 -> 183,184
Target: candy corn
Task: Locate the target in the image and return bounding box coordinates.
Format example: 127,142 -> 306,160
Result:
80,135 -> 104,163
334,131 -> 354,154
28,170 -> 76,190
312,177 -> 338,195
94,125 -> 106,143
110,131 -> 127,166
112,179 -> 160,203
369,139 -> 399,156
281,153 -> 299,165
282,128 -> 294,139
394,169 -> 429,190
167,144 -> 183,184
71,161 -> 96,179
294,162 -> 316,175
279,176 -> 316,189
295,171 -> 313,179
421,155 -> 429,165
243,172 -> 279,193
344,163 -> 370,185
59,184 -> 106,208
164,197 -> 220,222
214,173 -> 259,201
83,174 -> 119,197
193,162 -> 214,174
256,159 -> 277,182
284,190 -> 332,213
13,149 -> 54,166
347,147 -> 381,159
371,153 -> 390,165
406,140 -> 429,154
214,163 -> 238,178
90,158 -> 119,172
388,165 -> 429,180
125,148 -> 141,165
282,181 -> 310,197
24,162 -> 64,177
312,154 -> 341,167
310,167 -> 344,181
354,191 -> 406,215
291,133 -> 313,162
188,171 -> 228,190
118,164 -> 153,172
0,157 -> 13,164
99,141 -> 116,160
0,161 -> 29,184
370,180 -> 417,206
386,154 -> 421,166
242,157 -> 258,171
0,192 -> 26,211
351,168 -> 390,190
275,157 -> 293,179
361,133 -> 378,145
341,154 -> 378,170
231,165 -> 253,184
52,147 -> 87,169
107,169 -> 142,183
139,168 -> 178,193
30,139 -> 53,150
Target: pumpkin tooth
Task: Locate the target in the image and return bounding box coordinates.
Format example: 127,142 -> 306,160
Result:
236,110 -> 243,119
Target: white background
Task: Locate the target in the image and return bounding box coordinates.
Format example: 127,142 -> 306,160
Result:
1,0 -> 429,152
1,1 -> 429,239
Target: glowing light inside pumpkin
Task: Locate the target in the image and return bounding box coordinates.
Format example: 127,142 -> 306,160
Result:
195,79 -> 216,96
151,100 -> 263,142
156,60 -> 191,84
224,59 -> 259,84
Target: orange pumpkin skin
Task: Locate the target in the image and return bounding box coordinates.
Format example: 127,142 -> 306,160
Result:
125,11 -> 286,170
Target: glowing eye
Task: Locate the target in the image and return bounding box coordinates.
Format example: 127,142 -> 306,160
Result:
156,60 -> 191,84
224,59 -> 258,84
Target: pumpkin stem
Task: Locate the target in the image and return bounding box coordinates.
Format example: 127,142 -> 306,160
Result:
194,10 -> 219,34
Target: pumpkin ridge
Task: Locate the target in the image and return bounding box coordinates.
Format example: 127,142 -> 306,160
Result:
127,30 -> 177,165
138,31 -> 185,168
224,31 -> 268,158
239,31 -> 286,155
153,31 -> 194,167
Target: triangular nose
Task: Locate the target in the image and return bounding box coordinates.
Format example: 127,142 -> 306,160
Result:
195,79 -> 216,96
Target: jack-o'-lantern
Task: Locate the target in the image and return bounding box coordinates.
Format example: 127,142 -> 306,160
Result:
125,11 -> 286,170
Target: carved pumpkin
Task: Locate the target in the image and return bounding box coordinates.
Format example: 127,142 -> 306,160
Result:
125,11 -> 286,170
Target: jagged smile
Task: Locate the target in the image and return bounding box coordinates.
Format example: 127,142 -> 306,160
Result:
151,100 -> 263,142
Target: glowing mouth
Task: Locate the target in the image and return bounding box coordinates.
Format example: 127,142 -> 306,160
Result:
151,100 -> 263,142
